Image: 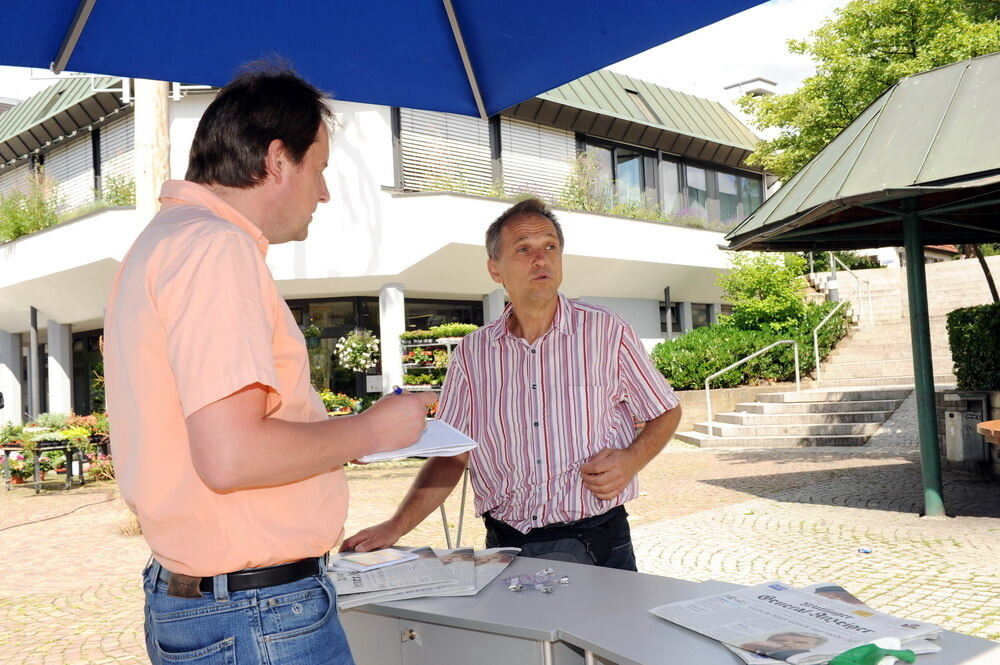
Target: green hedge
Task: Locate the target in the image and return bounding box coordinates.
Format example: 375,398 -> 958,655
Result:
651,302 -> 850,390
947,303 -> 1000,390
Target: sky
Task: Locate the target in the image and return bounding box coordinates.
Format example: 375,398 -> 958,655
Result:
0,0 -> 851,112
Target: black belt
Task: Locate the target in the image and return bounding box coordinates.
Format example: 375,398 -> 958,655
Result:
159,557 -> 325,595
201,557 -> 324,592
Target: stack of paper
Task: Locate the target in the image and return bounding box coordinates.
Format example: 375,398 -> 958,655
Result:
357,420 -> 477,463
328,546 -> 518,609
650,581 -> 941,665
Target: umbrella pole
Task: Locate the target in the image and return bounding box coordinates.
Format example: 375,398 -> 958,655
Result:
902,211 -> 946,517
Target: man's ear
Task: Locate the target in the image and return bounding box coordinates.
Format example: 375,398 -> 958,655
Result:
264,139 -> 287,184
486,258 -> 503,285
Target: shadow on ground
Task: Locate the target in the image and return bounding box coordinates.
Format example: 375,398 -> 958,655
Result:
701,457 -> 1000,518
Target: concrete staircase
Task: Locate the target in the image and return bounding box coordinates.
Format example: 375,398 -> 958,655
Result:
676,387 -> 909,448
676,256 -> 998,448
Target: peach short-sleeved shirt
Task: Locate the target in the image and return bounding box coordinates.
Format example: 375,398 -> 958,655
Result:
104,180 -> 346,577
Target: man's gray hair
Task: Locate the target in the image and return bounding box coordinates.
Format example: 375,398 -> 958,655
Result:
485,197 -> 564,260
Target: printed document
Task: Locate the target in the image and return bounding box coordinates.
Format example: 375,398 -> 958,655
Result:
358,420 -> 477,463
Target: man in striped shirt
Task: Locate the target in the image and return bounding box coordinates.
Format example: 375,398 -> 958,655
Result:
343,198 -> 682,570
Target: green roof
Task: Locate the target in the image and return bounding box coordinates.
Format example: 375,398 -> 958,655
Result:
726,51 -> 1000,250
0,76 -> 125,163
540,70 -> 759,152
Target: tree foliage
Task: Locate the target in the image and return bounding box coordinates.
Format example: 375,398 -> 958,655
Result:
739,0 -> 1000,181
717,253 -> 808,333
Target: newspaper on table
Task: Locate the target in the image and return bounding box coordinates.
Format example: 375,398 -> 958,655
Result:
719,584 -> 942,665
329,547 -> 458,608
357,420 -> 477,463
473,547 -> 521,593
330,546 -> 519,609
650,581 -> 940,665
425,547 -> 477,597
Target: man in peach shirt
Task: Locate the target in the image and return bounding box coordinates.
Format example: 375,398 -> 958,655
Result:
104,66 -> 432,665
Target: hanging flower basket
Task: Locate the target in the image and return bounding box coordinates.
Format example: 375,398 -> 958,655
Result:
335,329 -> 380,373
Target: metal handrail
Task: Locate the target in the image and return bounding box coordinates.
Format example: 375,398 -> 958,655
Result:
832,255 -> 873,325
812,282 -> 861,382
704,340 -> 800,424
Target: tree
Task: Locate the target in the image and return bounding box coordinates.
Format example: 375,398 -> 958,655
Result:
739,0 -> 1000,182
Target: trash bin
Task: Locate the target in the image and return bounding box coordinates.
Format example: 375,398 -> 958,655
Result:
943,392 -> 989,467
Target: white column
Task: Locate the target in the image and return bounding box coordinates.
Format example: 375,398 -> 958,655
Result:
0,332 -> 24,425
47,320 -> 73,415
482,289 -> 506,323
710,303 -> 722,325
379,283 -> 405,395
679,302 -> 693,334
133,79 -> 171,221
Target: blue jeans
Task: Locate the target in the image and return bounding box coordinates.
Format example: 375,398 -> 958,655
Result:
142,559 -> 354,665
484,506 -> 638,571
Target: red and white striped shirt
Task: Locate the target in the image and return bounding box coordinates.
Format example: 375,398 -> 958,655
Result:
437,294 -> 679,533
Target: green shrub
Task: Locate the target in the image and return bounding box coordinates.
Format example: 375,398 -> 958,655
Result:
0,175 -> 62,243
947,304 -> 1000,390
101,176 -> 136,207
652,302 -> 850,390
718,253 -> 808,333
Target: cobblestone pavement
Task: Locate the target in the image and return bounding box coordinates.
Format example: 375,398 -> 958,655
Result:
1,445 -> 998,664
633,449 -> 1000,641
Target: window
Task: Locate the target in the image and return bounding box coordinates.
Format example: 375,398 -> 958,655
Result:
659,160 -> 681,213
685,165 -> 708,219
659,302 -> 681,334
718,172 -> 740,225
583,139 -> 658,208
625,89 -> 660,124
691,303 -> 712,329
739,175 -> 763,218
405,299 -> 484,330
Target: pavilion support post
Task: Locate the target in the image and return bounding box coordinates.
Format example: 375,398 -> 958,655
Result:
902,211 -> 945,517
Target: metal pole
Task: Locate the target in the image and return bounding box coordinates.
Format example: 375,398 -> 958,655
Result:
439,505 -> 452,548
793,343 -> 800,392
704,379 -> 713,425
827,251 -> 839,302
902,211 -> 945,517
28,307 -> 40,419
813,329 -> 821,382
455,468 -> 468,547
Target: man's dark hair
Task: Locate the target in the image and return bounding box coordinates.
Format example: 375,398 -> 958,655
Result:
485,197 -> 564,260
186,62 -> 331,188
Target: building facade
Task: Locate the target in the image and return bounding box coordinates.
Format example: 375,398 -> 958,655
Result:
0,71 -> 766,424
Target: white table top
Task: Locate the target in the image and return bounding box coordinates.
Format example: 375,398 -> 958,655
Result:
348,557 -> 1000,665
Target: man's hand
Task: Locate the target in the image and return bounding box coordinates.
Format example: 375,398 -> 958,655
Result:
341,520 -> 403,553
360,392 -> 437,454
580,448 -> 640,500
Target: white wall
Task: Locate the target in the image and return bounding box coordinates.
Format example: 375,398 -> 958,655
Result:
576,296 -> 664,352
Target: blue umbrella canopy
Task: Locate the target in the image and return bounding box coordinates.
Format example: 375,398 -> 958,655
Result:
1,0 -> 764,118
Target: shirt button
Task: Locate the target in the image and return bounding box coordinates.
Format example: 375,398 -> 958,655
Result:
532,515 -> 538,520
533,421 -> 539,427
531,384 -> 537,389
536,459 -> 541,464
531,349 -> 536,354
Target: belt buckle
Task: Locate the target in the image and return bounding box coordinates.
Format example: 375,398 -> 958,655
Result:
167,572 -> 204,598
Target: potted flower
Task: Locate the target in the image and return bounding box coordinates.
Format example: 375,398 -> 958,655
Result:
302,324 -> 323,349
6,451 -> 31,484
318,390 -> 359,416
335,329 -> 380,373
428,323 -> 479,342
